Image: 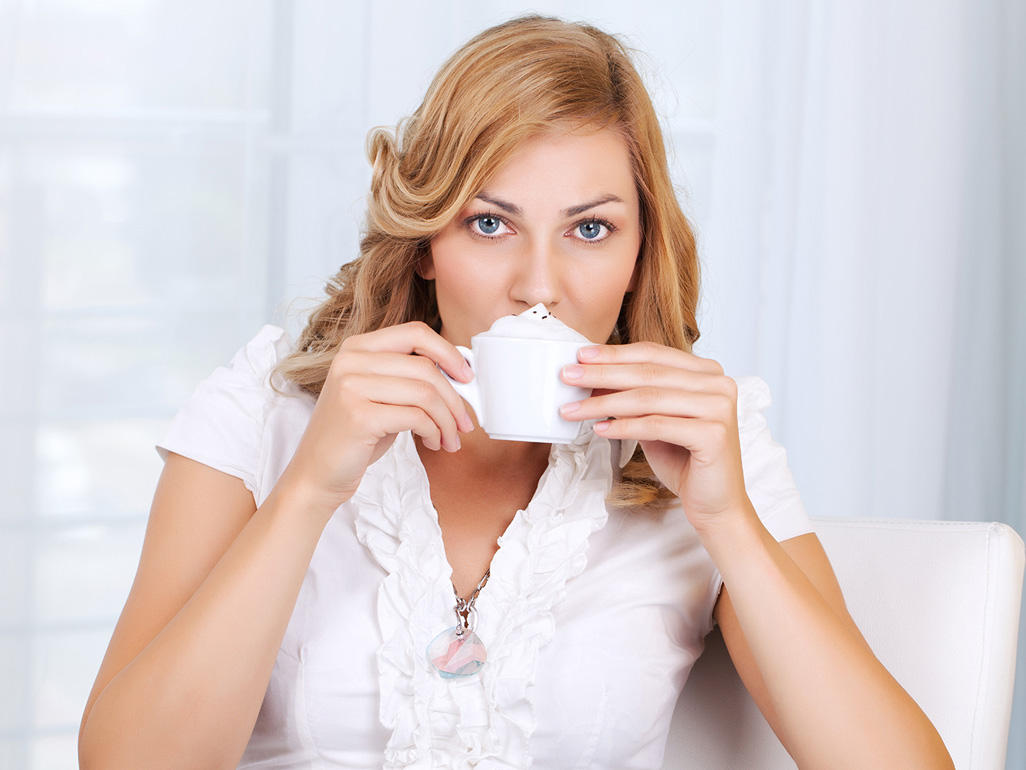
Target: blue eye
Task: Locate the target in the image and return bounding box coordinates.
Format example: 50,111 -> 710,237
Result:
463,212 -> 513,240
577,221 -> 605,240
475,215 -> 501,235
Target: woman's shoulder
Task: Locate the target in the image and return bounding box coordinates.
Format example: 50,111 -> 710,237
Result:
733,374 -> 779,447
201,323 -> 312,407
155,324 -> 306,495
734,374 -> 772,413
226,324 -> 295,384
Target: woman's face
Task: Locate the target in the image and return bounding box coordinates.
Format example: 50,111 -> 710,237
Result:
421,127 -> 642,346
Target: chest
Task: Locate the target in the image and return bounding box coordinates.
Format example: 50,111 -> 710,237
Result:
278,500 -> 710,770
428,475 -> 536,599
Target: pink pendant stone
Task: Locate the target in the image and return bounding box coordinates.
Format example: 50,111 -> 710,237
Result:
427,626 -> 487,678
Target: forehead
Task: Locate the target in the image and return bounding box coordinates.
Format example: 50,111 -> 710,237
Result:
480,127 -> 637,207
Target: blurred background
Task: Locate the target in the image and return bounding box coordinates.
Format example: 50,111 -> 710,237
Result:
0,0 -> 1023,767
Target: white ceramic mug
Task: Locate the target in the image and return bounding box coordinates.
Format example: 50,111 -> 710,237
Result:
441,335 -> 592,443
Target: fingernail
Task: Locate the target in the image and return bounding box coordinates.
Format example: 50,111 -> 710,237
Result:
460,413 -> 474,432
563,364 -> 583,380
462,361 -> 474,379
578,347 -> 599,361
560,401 -> 581,415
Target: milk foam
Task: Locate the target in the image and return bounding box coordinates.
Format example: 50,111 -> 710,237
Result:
480,303 -> 590,343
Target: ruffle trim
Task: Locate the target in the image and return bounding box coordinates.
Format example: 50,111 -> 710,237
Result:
353,427 -> 612,768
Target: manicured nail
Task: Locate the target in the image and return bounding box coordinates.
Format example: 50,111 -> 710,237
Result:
563,364 -> 583,380
462,361 -> 474,379
578,347 -> 600,361
560,401 -> 581,415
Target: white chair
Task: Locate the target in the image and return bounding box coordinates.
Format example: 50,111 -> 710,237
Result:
662,517 -> 1026,769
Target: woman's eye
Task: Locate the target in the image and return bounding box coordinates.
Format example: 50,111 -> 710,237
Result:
573,220 -> 611,242
471,215 -> 508,236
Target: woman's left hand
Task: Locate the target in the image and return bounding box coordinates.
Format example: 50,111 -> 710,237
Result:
559,341 -> 750,530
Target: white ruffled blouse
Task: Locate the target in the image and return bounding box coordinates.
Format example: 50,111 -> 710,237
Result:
156,324 -> 816,769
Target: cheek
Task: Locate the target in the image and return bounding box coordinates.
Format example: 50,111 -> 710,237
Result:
571,265 -> 636,340
434,257 -> 491,297
593,249 -> 639,300
433,238 -> 513,290
430,256 -> 509,323
429,237 -> 470,290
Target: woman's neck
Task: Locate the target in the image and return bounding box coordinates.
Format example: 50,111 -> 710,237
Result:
413,421 -> 552,482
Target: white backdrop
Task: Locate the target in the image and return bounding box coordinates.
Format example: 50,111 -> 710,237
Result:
0,1 -> 1023,768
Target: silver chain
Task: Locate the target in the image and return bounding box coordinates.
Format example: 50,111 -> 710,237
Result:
452,568 -> 490,637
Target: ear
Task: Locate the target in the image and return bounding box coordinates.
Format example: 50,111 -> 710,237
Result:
416,251 -> 436,280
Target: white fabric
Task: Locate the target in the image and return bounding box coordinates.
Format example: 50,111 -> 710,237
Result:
155,325 -> 816,769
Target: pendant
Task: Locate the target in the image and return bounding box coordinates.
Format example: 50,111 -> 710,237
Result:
427,626 -> 487,678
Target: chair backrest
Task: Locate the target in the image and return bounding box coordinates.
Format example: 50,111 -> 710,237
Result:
661,518 -> 1026,769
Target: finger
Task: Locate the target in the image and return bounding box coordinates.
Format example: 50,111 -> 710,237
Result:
561,361 -> 734,395
333,350 -> 475,432
339,373 -> 462,451
592,415 -> 730,460
340,321 -> 474,383
560,387 -> 733,423
576,341 -> 724,374
372,403 -> 445,451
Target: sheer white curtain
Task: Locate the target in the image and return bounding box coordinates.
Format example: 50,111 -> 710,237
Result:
0,2 -> 276,768
700,1 -> 1026,765
0,1 -> 1021,768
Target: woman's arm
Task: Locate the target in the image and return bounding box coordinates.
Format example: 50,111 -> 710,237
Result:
704,512 -> 954,769
558,341 -> 954,768
79,321 -> 474,769
78,453 -> 338,770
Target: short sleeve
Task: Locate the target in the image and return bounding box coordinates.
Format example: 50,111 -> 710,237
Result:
707,375 -> 816,626
155,324 -> 293,498
734,375 -> 814,542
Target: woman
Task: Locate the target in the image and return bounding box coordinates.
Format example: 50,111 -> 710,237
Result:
78,15 -> 953,769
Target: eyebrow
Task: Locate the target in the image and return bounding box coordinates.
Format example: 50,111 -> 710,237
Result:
475,193 -> 624,218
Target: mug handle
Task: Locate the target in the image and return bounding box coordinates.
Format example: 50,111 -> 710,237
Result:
439,345 -> 484,428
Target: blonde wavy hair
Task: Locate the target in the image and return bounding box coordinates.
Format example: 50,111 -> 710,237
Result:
273,14 -> 702,509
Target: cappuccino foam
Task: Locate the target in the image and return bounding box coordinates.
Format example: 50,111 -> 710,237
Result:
480,304 -> 590,343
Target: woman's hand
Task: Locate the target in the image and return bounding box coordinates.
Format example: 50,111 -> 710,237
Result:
279,322 -> 475,514
558,341 -> 749,531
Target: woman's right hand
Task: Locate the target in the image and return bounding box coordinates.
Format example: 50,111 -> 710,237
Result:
279,321 -> 476,514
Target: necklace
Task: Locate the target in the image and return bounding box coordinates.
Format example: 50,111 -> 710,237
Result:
426,568 -> 490,678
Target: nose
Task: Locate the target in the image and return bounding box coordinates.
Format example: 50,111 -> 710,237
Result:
509,239 -> 562,309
